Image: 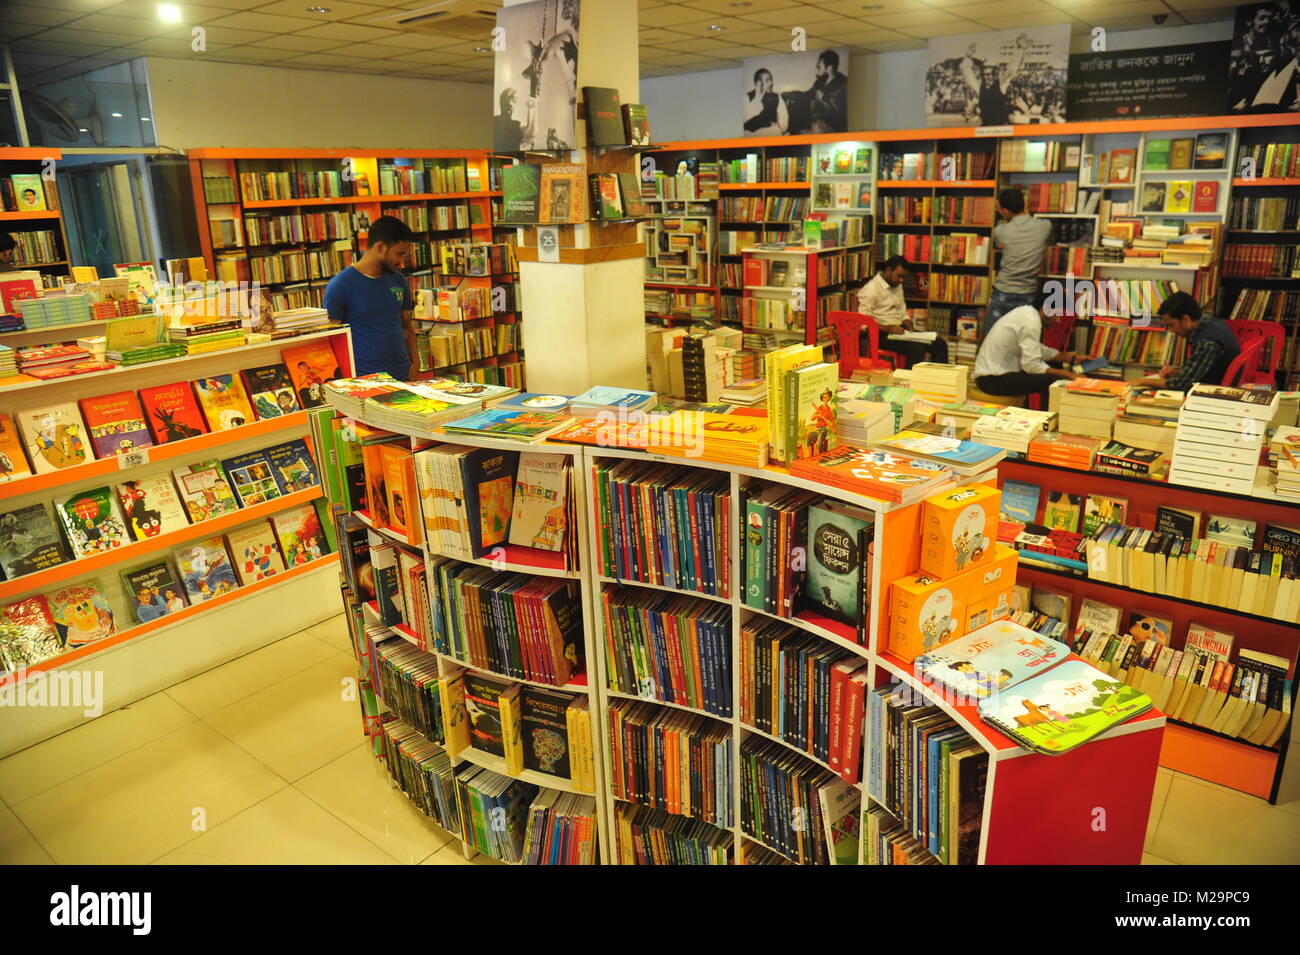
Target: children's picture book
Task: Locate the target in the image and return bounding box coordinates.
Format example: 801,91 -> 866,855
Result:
1042,490 -> 1082,532
241,363 -> 301,420
270,502 -> 330,566
265,438 -> 319,494
0,503 -> 69,579
786,363 -> 839,462
520,687 -> 572,778
55,486 -> 130,557
222,450 -> 282,507
172,459 -> 240,523
122,560 -> 188,623
225,521 -> 287,585
193,374 -> 256,431
460,447 -> 519,557
138,381 -> 208,444
0,596 -> 64,671
175,537 -> 238,602
15,404 -> 91,473
818,778 -> 861,865
805,500 -> 873,625
282,341 -> 343,408
494,392 -> 572,414
47,579 -> 117,648
1125,611 -> 1172,646
1082,494 -> 1128,535
115,474 -> 189,540
0,413 -> 32,484
78,390 -> 155,458
440,408 -> 574,442
913,620 -> 1070,700
508,452 -> 569,552
978,659 -> 1152,755
464,673 -> 508,756
1204,513 -> 1256,548
999,480 -> 1040,524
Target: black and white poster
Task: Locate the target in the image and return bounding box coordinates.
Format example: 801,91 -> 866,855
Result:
925,26 -> 1070,127
740,47 -> 849,137
1067,42 -> 1230,120
1228,0 -> 1300,112
492,0 -> 580,152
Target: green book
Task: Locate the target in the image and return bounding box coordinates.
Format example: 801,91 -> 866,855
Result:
785,361 -> 839,464
805,500 -> 873,625
1144,139 -> 1170,170
744,495 -> 769,612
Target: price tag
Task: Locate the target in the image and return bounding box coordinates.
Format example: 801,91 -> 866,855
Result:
118,448 -> 150,470
975,125 -> 1013,137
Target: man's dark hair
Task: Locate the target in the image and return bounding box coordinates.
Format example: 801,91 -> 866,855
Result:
366,215 -> 415,249
818,50 -> 840,72
1157,291 -> 1201,323
1033,287 -> 1050,311
0,233 -> 14,253
881,255 -> 909,272
997,188 -> 1025,214
753,67 -> 772,85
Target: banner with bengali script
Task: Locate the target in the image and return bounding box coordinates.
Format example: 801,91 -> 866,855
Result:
1066,41 -> 1230,121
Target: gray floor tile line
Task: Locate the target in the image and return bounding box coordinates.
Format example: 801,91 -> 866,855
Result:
163,639 -> 350,720
144,780 -> 293,865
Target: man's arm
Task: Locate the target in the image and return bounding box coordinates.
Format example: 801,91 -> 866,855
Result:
959,53 -> 980,93
1016,318 -> 1054,374
1002,37 -> 1027,91
1160,339 -> 1222,391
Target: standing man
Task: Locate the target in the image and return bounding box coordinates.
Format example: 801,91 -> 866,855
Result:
960,35 -> 1026,126
857,255 -> 949,367
323,215 -> 417,380
987,188 -> 1051,331
1134,292 -> 1242,391
973,296 -> 1085,406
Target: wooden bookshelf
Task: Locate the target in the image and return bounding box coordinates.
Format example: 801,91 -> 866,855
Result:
0,146 -> 72,282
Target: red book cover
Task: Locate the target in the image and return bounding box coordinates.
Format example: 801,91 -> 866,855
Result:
0,278 -> 38,317
138,380 -> 208,444
78,391 -> 154,458
743,256 -> 765,288
22,362 -> 116,380
1192,180 -> 1219,213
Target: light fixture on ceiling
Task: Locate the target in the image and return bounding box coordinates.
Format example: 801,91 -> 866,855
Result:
709,24 -> 725,31
111,112 -> 123,118
158,3 -> 181,22
141,117 -> 152,122
78,127 -> 89,133
473,46 -> 490,53
307,5 -> 330,12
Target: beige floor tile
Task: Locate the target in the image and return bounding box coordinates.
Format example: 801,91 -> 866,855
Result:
295,744 -> 454,864
201,654 -> 363,782
421,841 -> 487,865
305,614 -> 354,654
10,722 -> 284,865
0,807 -> 54,864
0,692 -> 196,806
1144,769 -> 1174,849
164,630 -> 340,717
1141,852 -> 1177,865
1149,773 -> 1300,865
154,787 -> 398,865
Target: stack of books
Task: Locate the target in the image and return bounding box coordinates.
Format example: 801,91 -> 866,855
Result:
15,293 -> 94,328
0,343 -> 15,377
873,429 -> 1006,476
647,410 -> 769,467
270,306 -> 330,333
905,362 -> 967,404
1027,432 -> 1103,470
441,406 -> 575,443
837,396 -> 894,446
789,446 -> 949,505
108,342 -> 186,365
1270,426 -> 1300,500
569,386 -> 658,418
933,400 -> 1003,433
1170,384 -> 1275,494
169,323 -> 247,355
971,407 -> 1055,455
358,383 -> 483,435
323,373 -> 405,417
1095,441 -> 1166,480
1113,392 -> 1179,456
1058,378 -> 1129,440
720,377 -> 766,406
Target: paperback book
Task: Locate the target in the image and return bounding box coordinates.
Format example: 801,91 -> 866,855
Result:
122,561 -> 188,623
176,537 -> 239,602
116,475 -> 189,540
138,381 -> 208,443
172,459 -> 240,522
194,374 -> 256,431
0,503 -> 69,579
47,580 -> 117,648
78,390 -> 154,458
55,487 -> 130,557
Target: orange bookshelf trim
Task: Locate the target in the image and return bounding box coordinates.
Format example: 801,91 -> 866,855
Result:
0,210 -> 61,221
876,180 -> 996,188
1232,178 -> 1300,186
0,486 -> 324,602
0,147 -> 63,160
187,148 -> 488,160
718,181 -> 811,190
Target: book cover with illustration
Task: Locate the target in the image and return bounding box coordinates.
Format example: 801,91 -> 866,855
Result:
15,403 -> 91,474
1125,611 -> 1172,645
176,537 -> 238,603
265,438 -> 319,494
443,408 -> 572,441
818,777 -> 862,865
138,381 -> 208,444
914,620 -> 1070,700
225,521 -> 286,585
999,480 -> 1040,523
457,447 -> 519,557
0,596 -> 64,671
508,452 -> 569,552
10,174 -> 46,211
786,362 -> 839,461
115,475 -> 189,540
788,448 -> 947,505
978,658 -> 1152,755
0,413 -> 33,483
122,560 -> 188,623
241,363 -> 301,420
281,340 -> 342,408
1042,490 -> 1082,532
221,450 -> 282,507
0,503 -> 69,579
54,486 -> 130,558
464,673 -> 508,757
521,687 -> 572,778
47,579 -> 117,648
1082,494 -> 1128,535
805,500 -> 873,626
270,502 -> 330,566
1205,513 -> 1256,548
172,459 -> 239,522
193,374 -> 256,431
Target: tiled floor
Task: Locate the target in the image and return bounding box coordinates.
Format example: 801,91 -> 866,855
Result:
1,614 -> 1297,865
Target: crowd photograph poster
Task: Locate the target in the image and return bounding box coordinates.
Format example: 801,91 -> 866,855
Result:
925,26 -> 1070,127
493,0 -> 581,152
740,47 -> 849,137
1228,0 -> 1300,112
1066,42 -> 1230,120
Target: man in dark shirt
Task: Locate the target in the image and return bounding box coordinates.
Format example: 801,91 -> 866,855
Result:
807,50 -> 847,133
323,215 -> 417,380
1135,292 -> 1242,391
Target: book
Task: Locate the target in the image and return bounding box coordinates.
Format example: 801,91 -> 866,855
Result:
172,459 -> 240,522
1082,494 -> 1127,536
1262,522 -> 1300,559
589,172 -> 624,220
616,172 -> 649,218
1193,133 -> 1227,169
1192,180 -> 1219,213
914,621 -> 1070,700
622,103 -> 651,146
1169,138 -> 1194,170
0,414 -> 32,484
1165,180 -> 1192,214
225,520 -> 286,585
538,163 -> 587,224
78,390 -> 154,458
281,340 -> 342,408
270,502 -> 330,566
55,486 -> 131,557
0,596 -> 64,671
464,673 -> 508,757
241,363 -> 300,420
1143,139 -> 1170,170
785,361 -> 839,462
521,687 -> 572,778
1184,622 -> 1234,661
1042,491 -> 1082,533
441,408 -> 573,443
508,452 -> 569,552
581,86 -> 624,146
10,174 -> 46,211
222,450 -> 282,507
122,560 -> 188,623
15,404 -> 91,473
0,503 -> 69,578
805,500 -> 873,626
1126,611 -> 1172,646
193,374 -> 256,431
1155,505 -> 1201,542
788,447 -> 949,506
1109,149 -> 1135,182
265,438 -> 320,495
999,480 -> 1040,524
1205,514 -> 1255,548
818,778 -> 862,865
1140,182 -> 1166,213
47,579 -> 117,648
1074,598 -> 1122,643
116,474 -> 189,540
176,536 -> 238,602
138,381 -> 208,444
501,163 -> 542,223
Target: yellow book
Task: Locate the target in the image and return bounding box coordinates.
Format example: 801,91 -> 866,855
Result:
1262,693 -> 1293,748
500,683 -> 524,775
764,343 -> 822,466
71,265 -> 99,282
438,669 -> 469,757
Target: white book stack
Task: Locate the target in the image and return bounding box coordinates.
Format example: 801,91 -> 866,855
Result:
837,398 -> 895,447
1170,384 -> 1277,494
905,362 -> 968,404
971,407 -> 1056,454
1272,426 -> 1300,501
1058,389 -> 1124,441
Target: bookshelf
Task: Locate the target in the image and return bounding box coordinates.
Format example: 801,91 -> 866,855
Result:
0,147 -> 72,285
740,245 -> 869,350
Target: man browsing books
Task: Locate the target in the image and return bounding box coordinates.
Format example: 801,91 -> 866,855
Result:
986,188 -> 1051,331
323,215 -> 417,380
0,233 -> 15,272
1134,292 -> 1241,391
973,295 -> 1088,405
856,255 -> 949,367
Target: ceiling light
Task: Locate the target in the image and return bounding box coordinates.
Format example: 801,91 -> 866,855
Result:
473,45 -> 490,52
111,112 -> 123,117
78,127 -> 88,133
158,3 -> 181,22
141,117 -> 152,122
307,5 -> 330,11
709,24 -> 725,31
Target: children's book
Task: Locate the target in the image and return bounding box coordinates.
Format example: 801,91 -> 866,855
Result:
281,340 -> 343,408
817,777 -> 862,865
0,503 -> 69,578
785,362 -> 840,462
440,408 -> 574,442
493,392 -> 572,414
240,363 -> 300,420
225,521 -> 287,585
1082,494 -> 1128,536
0,596 -> 64,671
804,499 -> 873,626
913,620 -> 1070,700
47,579 -> 117,648
78,390 -> 154,458
1042,490 -> 1082,532
172,459 -> 240,522
459,447 -> 519,557
508,452 -> 570,552
15,403 -> 91,473
193,374 -> 256,431
54,486 -> 131,557
0,414 -> 33,484
138,381 -> 208,444
270,502 -> 330,566
222,450 -> 282,507
122,560 -> 188,623
10,174 -> 46,211
978,658 -> 1152,755
175,537 -> 238,602
999,480 -> 1040,524
264,438 -> 319,494
115,474 -> 189,540
520,687 -> 572,778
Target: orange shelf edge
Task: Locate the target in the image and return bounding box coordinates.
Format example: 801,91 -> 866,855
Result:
0,210 -> 62,221
1159,722 -> 1279,800
0,147 -> 64,160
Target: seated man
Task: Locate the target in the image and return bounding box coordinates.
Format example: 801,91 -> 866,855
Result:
973,295 -> 1084,405
1134,292 -> 1242,391
856,255 -> 949,368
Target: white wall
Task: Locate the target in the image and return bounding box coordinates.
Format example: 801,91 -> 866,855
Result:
642,21 -> 1237,140
144,57 -> 492,150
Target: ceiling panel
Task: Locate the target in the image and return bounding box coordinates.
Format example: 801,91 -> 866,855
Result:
243,34 -> 350,52
6,5 -> 96,27
252,0 -> 390,19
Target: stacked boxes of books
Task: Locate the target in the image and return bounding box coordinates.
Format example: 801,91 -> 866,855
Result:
906,362 -> 967,405
1057,378 -> 1129,440
15,293 -> 93,328
1170,384 -> 1276,494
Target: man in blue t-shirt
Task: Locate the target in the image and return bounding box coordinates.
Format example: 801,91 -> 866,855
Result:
323,215 -> 417,379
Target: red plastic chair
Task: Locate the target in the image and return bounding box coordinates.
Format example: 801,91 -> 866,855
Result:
1221,337 -> 1265,388
826,310 -> 904,376
1227,319 -> 1283,386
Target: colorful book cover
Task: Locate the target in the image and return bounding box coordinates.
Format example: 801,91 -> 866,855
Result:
1082,494 -> 1128,536
805,500 -> 872,625
521,687 -> 572,778
193,374 -> 256,431
222,450 -> 282,507
47,579 -> 117,648
978,659 -> 1152,755
0,413 -> 33,483
1125,612 -> 1172,645
508,452 -> 569,552
10,174 -> 46,211
225,521 -> 286,585
116,474 -> 189,540
241,363 -> 301,420
494,392 -> 572,414
501,163 -> 542,224
786,362 -> 839,462
1193,132 -> 1227,169
1042,491 -> 1082,532
15,403 -> 91,473
818,777 -> 861,865
281,340 -> 343,408
622,102 -> 651,146
270,502 -> 330,566
55,486 -> 130,557
0,503 -> 69,578
1205,514 -> 1255,548
914,620 -> 1070,700
460,447 -> 519,557
1192,180 -> 1219,213
1184,623 -> 1234,661
122,560 -> 188,623
264,438 -> 319,495
175,536 -> 238,602
877,430 -> 1002,466
0,596 -> 64,671
464,673 -> 508,756
1165,181 -> 1192,214
788,448 -> 947,504
442,408 -> 572,440
172,459 -> 240,522
999,480 -> 1040,524
138,381 -> 208,444
1168,138 -> 1194,170
77,390 -> 154,458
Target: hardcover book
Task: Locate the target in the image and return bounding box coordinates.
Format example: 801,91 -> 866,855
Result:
222,450 -> 282,507
914,620 -> 1070,700
1169,138 -> 1194,170
225,520 -> 286,585
805,500 -> 873,625
47,579 -> 117,648
1165,181 -> 1192,214
55,486 -> 130,557
116,474 -> 189,540
265,438 -> 319,494
617,172 -> 650,218
241,363 -> 300,420
581,86 -> 624,146
0,414 -> 32,483
15,403 -> 91,473
538,164 -> 587,224
193,374 -> 256,431
79,390 -> 154,458
622,103 -> 651,146
464,673 -> 508,757
281,340 -> 342,408
0,503 -> 69,578
138,381 -> 208,443
508,452 -> 569,552
122,560 -> 188,623
521,687 -> 572,778
1192,180 -> 1219,213
785,362 -> 839,462
1140,182 -> 1166,213
176,536 -> 238,602
501,163 -> 542,224
589,172 -> 624,220
1193,133 -> 1227,169
1082,494 -> 1127,536
172,459 -> 240,522
0,596 -> 63,671
10,174 -> 45,211
270,502 -> 330,566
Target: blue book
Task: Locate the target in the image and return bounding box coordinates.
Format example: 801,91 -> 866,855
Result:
1000,480 -> 1041,523
571,385 -> 657,409
877,430 -> 1005,466
492,392 -> 573,413
264,438 -> 319,494
927,726 -> 967,854
914,619 -> 1070,700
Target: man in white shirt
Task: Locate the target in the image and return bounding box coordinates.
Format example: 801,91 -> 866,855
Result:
973,299 -> 1082,404
856,255 -> 948,367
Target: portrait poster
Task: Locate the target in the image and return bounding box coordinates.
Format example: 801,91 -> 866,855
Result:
740,47 -> 849,137
493,0 -> 581,152
926,26 -> 1070,127
1228,0 -> 1300,113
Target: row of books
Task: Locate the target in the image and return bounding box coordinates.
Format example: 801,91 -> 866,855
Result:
1144,133 -> 1227,171
243,210 -> 353,246
422,321 -> 519,370
383,202 -> 470,234
238,170 -> 355,202
1044,244 -> 1089,276
376,158 -> 471,196
2,173 -> 59,213
739,735 -> 858,865
1228,195 -> 1299,232
1138,179 -> 1219,214
1223,243 -> 1300,279
929,232 -> 990,266
437,241 -> 516,277
812,180 -> 871,210
718,196 -> 809,223
499,162 -> 647,224
614,802 -> 731,865
1088,323 -> 1187,366
815,145 -> 873,176
815,249 -> 870,286
247,243 -> 354,285
647,165 -> 721,201
927,272 -> 989,303
1236,142 -> 1300,180
1226,287 -> 1299,323
1088,277 -> 1182,320
720,154 -> 809,183
742,297 -> 800,331
997,139 -> 1080,172
1014,180 -> 1078,214
6,230 -> 62,267
879,151 -> 994,181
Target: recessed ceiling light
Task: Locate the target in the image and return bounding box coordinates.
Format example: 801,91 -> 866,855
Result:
307,5 -> 330,12
158,3 -> 181,22
473,45 -> 490,52
78,127 -> 88,133
709,24 -> 725,31
141,117 -> 152,122
111,112 -> 123,117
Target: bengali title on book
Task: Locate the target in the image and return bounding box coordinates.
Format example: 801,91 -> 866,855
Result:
1065,41 -> 1230,121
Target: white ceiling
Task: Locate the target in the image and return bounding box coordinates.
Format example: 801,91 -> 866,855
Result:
2,0 -> 1239,87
